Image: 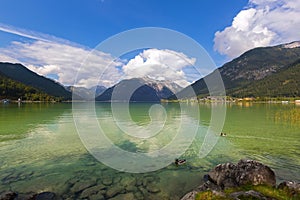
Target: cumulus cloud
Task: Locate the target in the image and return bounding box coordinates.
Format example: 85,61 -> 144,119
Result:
0,24 -> 197,88
0,40 -> 122,88
214,0 -> 300,58
0,53 -> 20,63
122,49 -> 196,87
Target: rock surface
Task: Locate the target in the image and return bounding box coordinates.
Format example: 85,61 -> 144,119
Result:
229,190 -> 268,200
278,181 -> 300,195
208,159 -> 276,189
33,192 -> 56,200
181,159 -> 279,200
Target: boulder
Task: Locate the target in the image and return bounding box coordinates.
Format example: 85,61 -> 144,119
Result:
180,159 -> 277,200
278,181 -> 300,195
208,159 -> 276,189
208,162 -> 237,188
235,159 -> 276,187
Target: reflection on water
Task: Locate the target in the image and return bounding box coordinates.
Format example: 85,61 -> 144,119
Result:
274,107 -> 300,125
0,103 -> 70,142
0,103 -> 300,199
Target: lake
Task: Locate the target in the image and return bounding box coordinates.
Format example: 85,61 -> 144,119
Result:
0,102 -> 300,199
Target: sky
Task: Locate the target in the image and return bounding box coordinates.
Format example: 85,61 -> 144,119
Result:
0,0 -> 299,88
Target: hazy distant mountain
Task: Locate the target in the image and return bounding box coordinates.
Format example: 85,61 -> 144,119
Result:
0,62 -> 72,100
66,85 -> 106,100
96,77 -> 182,102
171,41 -> 300,99
89,85 -> 107,96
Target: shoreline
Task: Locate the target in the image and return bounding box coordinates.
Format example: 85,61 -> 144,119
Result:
2,100 -> 300,104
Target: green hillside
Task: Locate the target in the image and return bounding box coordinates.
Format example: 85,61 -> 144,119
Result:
231,59 -> 300,97
171,42 -> 300,99
0,72 -> 61,101
0,62 -> 72,100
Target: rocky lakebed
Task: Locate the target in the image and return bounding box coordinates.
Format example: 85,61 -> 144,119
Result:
1,159 -> 300,200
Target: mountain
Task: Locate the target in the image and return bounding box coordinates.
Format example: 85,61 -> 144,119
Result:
89,85 -> 107,97
0,71 -> 59,101
0,62 -> 72,100
66,85 -> 106,100
171,41 -> 300,99
231,59 -> 300,97
96,77 -> 182,102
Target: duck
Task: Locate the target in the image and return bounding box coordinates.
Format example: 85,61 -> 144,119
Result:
220,132 -> 227,137
175,158 -> 186,165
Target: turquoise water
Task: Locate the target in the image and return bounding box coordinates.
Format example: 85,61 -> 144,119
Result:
0,102 -> 300,199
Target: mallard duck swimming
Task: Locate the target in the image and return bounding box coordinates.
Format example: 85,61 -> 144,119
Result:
220,132 -> 227,137
175,158 -> 186,165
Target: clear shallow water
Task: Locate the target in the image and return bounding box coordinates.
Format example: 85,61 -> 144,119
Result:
0,102 -> 300,199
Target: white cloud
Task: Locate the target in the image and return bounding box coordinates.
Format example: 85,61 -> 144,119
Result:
0,40 -> 122,88
0,23 -> 80,47
214,0 -> 300,58
122,49 -> 196,87
0,54 -> 20,63
0,23 -> 197,88
0,23 -> 124,88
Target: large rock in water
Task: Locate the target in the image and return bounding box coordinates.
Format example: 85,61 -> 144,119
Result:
181,159 -> 277,200
208,159 -> 276,189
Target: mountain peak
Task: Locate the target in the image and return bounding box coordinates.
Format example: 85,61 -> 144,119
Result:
282,41 -> 300,49
96,77 -> 183,102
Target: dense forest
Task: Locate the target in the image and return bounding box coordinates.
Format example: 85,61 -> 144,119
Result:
170,43 -> 300,99
0,73 -> 61,101
231,60 -> 300,97
0,62 -> 72,100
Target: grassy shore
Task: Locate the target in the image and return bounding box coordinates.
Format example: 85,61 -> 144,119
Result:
195,184 -> 300,200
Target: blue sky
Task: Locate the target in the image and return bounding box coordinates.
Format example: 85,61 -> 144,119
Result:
0,0 -> 299,87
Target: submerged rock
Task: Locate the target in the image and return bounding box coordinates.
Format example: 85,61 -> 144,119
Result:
108,192 -> 135,200
119,176 -> 136,188
34,192 -> 56,200
106,186 -> 125,198
80,184 -> 106,198
0,191 -> 17,200
146,183 -> 161,193
70,180 -> 96,193
89,193 -> 105,200
102,177 -> 113,186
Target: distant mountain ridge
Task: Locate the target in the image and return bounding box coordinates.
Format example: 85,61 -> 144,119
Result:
171,41 -> 300,99
0,62 -> 72,100
96,77 -> 182,102
66,85 -> 106,100
1,41 -> 300,101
